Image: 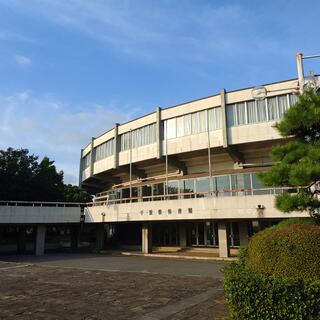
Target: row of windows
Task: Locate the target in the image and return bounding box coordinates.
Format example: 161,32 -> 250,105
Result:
102,172 -> 275,202
164,107 -> 222,140
83,93 -> 298,166
82,153 -> 91,169
120,123 -> 156,151
94,139 -> 114,162
227,93 -> 297,127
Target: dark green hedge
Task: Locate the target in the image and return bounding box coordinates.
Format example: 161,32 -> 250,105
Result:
223,260 -> 320,320
247,223 -> 320,280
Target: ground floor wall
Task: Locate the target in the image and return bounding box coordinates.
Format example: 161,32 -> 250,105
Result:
0,218 -> 285,257
103,219 -> 281,257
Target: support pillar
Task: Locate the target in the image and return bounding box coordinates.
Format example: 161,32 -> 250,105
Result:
17,226 -> 26,253
35,225 -> 46,256
238,221 -> 249,246
95,224 -> 105,252
142,222 -> 152,254
70,225 -> 80,249
179,223 -> 187,248
218,221 -> 230,258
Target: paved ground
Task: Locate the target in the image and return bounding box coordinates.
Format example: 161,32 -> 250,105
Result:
0,254 -> 228,319
1,253 -> 226,278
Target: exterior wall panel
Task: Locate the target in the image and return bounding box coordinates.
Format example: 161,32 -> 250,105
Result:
85,194 -> 308,223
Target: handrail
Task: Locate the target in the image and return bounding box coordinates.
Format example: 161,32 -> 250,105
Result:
0,200 -> 84,207
88,186 -> 302,207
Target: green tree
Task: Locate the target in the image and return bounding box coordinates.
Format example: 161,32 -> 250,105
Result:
32,156 -> 65,201
63,184 -> 92,202
0,148 -> 38,200
258,90 -> 320,221
0,147 -> 91,202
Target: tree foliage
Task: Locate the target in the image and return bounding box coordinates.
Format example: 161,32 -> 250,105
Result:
258,90 -> 320,220
0,147 -> 92,202
63,184 -> 92,202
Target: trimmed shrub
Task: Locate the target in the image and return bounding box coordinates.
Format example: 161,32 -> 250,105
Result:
247,223 -> 320,280
223,261 -> 320,320
223,220 -> 320,319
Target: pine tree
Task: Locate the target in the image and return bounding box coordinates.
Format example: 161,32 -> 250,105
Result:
258,90 -> 320,222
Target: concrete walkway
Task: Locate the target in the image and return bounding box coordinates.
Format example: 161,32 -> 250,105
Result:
0,253 -> 228,278
121,251 -> 237,262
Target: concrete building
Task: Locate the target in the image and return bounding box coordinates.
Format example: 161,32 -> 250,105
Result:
80,78 -> 308,257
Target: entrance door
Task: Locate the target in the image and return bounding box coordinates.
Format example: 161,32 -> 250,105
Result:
205,222 -> 218,246
229,222 -> 240,247
190,222 -> 218,247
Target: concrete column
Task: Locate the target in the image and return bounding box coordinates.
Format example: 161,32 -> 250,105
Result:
35,225 -> 46,256
156,107 -> 162,159
238,221 -> 249,246
95,224 -> 105,252
70,225 -> 80,249
142,222 -> 152,254
218,221 -> 230,258
220,89 -> 228,148
113,123 -> 119,169
179,223 -> 187,248
17,226 -> 26,253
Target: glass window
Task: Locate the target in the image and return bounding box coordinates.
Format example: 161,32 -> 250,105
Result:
267,96 -> 278,121
122,188 -> 130,199
236,103 -> 246,125
184,114 -> 192,136
215,175 -> 231,197
120,132 -> 130,151
289,93 -> 298,106
227,104 -> 236,126
208,107 -> 221,131
167,181 -> 179,199
131,187 -> 139,202
198,110 -> 207,133
176,116 -> 184,137
82,153 -> 91,169
252,173 -> 270,195
165,118 -> 177,139
278,95 -> 289,118
191,112 -> 199,134
94,139 -> 114,162
181,179 -> 195,198
247,101 -> 258,124
142,185 -> 152,201
257,100 -> 267,122
231,173 -> 251,196
120,124 -> 156,151
152,183 -> 164,200
196,177 -> 210,198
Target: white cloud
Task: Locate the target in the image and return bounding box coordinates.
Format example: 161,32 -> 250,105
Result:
0,31 -> 33,42
0,1 -> 291,63
0,91 -> 135,184
15,55 -> 31,66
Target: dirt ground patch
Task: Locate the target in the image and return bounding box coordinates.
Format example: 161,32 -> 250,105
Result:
0,261 -> 227,319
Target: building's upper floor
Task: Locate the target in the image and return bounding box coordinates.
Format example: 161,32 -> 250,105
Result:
80,78 -> 299,187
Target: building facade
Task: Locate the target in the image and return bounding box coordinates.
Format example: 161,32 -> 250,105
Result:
80,78 -> 308,257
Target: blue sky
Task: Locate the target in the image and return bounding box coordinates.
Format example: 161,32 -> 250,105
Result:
0,0 -> 319,184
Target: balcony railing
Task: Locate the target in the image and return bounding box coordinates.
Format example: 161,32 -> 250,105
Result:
0,201 -> 84,207
89,187 -> 301,207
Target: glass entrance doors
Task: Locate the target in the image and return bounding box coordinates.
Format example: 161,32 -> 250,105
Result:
189,222 -> 219,247
189,221 -> 240,247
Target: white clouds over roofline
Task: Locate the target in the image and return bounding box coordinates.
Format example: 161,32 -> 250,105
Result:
0,91 -> 134,184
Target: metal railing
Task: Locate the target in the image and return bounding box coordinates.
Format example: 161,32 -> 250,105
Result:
89,186 -> 301,207
0,200 -> 84,207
